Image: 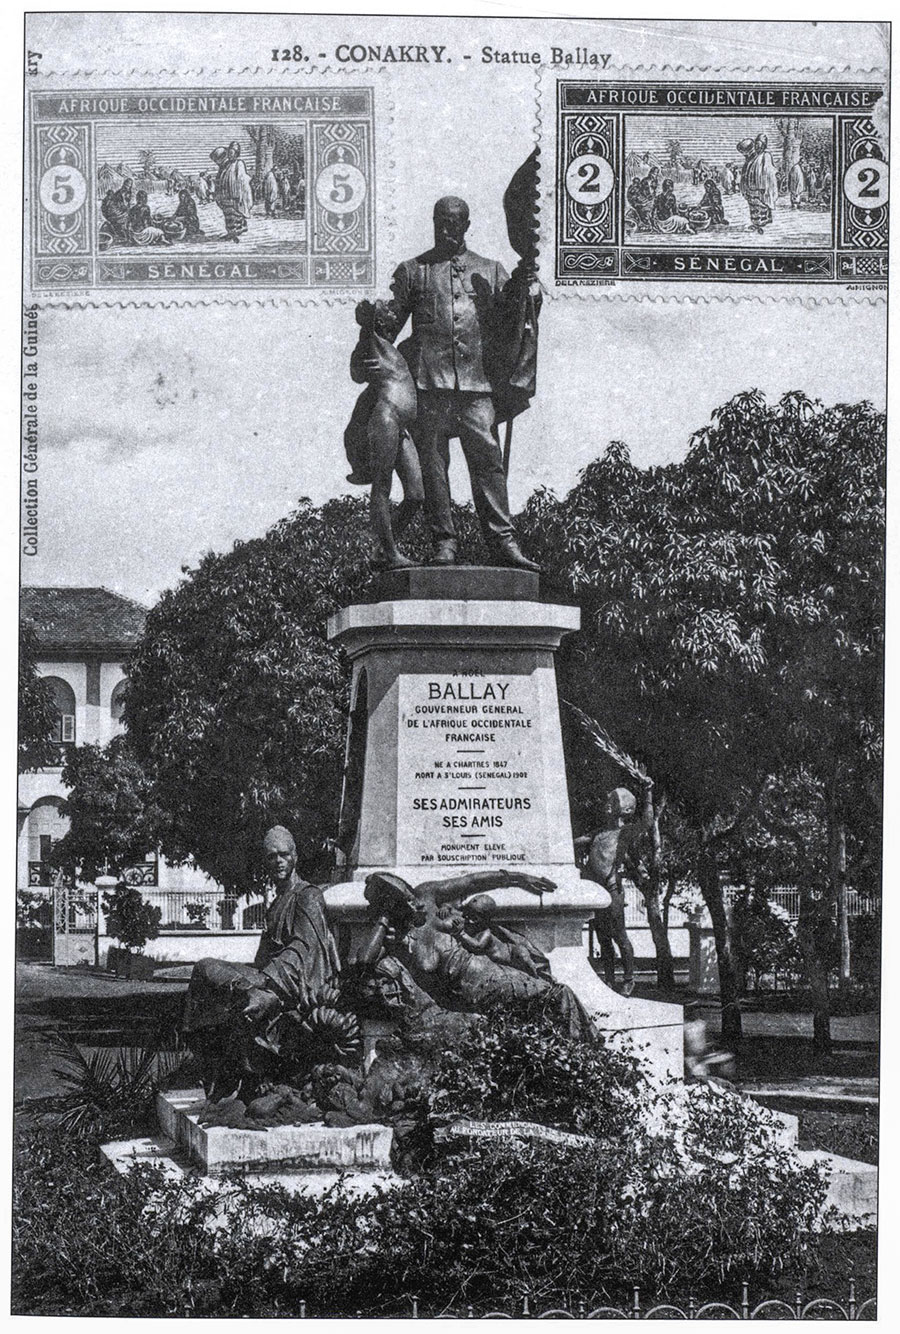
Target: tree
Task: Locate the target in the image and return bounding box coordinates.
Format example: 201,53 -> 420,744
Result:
520,392 -> 884,1043
136,148 -> 159,177
18,619 -> 58,772
54,735 -> 166,884
101,882 -> 161,975
125,495 -> 480,895
665,138 -> 683,169
775,118 -> 803,182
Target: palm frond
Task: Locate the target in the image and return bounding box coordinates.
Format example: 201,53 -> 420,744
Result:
563,701 -> 650,785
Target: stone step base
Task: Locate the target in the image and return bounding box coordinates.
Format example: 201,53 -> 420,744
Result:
157,1088 -> 394,1176
798,1149 -> 877,1230
100,1133 -> 404,1214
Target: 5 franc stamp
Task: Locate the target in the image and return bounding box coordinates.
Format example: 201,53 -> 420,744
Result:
28,87 -> 376,294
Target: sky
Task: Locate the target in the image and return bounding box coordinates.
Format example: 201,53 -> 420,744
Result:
23,13 -> 889,609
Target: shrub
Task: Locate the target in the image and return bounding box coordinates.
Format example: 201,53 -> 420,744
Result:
13,1102 -> 830,1318
13,997 -> 832,1316
184,901 -> 211,929
12,1125 -> 229,1316
427,995 -> 643,1138
51,1038 -> 189,1140
102,883 -> 162,963
731,890 -> 802,991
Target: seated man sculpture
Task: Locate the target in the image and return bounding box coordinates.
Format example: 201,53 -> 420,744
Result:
355,869 -> 597,1040
183,825 -> 342,1101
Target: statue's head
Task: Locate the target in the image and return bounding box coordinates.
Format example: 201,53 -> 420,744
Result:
433,195 -> 470,257
462,893 -> 498,927
228,140 -> 242,159
755,134 -> 767,151
364,872 -> 425,935
605,787 -> 637,822
263,825 -> 297,886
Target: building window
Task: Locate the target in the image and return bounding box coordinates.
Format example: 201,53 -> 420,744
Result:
26,796 -> 69,886
110,679 -> 127,726
44,676 -> 76,748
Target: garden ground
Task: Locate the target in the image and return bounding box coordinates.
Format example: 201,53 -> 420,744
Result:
13,961 -> 878,1314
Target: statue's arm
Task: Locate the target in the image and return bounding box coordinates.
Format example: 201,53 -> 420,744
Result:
349,337 -> 370,384
382,263 -> 413,340
428,869 -> 555,906
258,891 -> 330,1005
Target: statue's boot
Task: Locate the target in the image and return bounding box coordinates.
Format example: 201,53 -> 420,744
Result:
382,549 -> 418,570
491,538 -> 540,573
372,549 -> 417,571
430,540 -> 457,566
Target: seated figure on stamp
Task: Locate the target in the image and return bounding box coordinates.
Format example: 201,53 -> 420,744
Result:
344,297 -> 424,570
376,195 -> 540,572
183,825 -> 341,1101
576,784 -> 653,998
355,870 -> 596,1039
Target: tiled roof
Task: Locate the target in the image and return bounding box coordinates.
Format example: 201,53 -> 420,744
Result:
20,586 -> 147,651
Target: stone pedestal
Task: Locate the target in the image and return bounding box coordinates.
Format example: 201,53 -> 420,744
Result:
327,568 -> 582,886
326,567 -> 683,1082
157,1089 -> 394,1176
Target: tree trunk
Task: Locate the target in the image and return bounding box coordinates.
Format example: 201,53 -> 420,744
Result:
643,890 -> 676,989
699,845 -> 742,1044
827,780 -> 851,989
641,797 -> 675,989
798,884 -> 831,1051
777,117 -> 803,181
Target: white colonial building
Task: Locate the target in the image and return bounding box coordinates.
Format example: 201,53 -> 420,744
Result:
17,588 -> 237,961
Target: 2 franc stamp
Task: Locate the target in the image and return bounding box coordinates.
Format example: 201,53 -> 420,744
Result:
28,87 -> 375,293
554,81 -> 888,285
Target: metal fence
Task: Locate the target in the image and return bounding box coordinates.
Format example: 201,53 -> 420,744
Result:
134,889 -> 264,933
621,883 -> 878,928
295,1281 -> 875,1320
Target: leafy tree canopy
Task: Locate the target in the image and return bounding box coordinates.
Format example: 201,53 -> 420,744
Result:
520,390 -> 884,844
54,736 -> 167,884
18,619 -> 58,773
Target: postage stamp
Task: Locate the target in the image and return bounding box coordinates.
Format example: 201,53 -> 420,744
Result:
547,79 -> 888,288
28,85 -> 376,293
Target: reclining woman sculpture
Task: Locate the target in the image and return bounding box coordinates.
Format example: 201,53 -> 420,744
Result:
355,869 -> 597,1040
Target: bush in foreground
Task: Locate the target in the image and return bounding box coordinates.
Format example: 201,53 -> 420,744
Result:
14,1000 -> 838,1316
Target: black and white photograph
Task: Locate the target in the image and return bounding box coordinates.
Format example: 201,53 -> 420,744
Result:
14,11 -> 888,1321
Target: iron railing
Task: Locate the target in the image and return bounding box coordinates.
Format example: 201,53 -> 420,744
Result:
127,888 -> 263,933
294,1280 -> 874,1320
619,883 -> 878,928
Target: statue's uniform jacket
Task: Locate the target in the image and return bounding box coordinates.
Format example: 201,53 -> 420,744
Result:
386,246 -> 516,546
389,247 -> 510,392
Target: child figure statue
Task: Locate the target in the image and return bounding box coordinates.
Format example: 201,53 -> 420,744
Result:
453,893 -> 553,982
344,298 -> 424,569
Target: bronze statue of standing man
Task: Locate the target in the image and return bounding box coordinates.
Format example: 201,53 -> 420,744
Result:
382,196 -> 539,570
